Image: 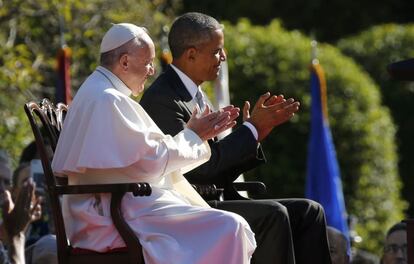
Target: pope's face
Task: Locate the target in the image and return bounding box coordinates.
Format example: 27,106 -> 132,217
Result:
191,29 -> 226,85
127,39 -> 156,96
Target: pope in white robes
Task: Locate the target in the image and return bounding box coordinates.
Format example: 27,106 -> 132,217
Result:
51,23 -> 256,264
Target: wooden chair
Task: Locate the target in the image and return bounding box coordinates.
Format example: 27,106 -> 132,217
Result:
24,98 -> 151,264
36,98 -> 266,202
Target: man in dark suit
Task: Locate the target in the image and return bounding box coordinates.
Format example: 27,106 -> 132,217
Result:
140,12 -> 332,264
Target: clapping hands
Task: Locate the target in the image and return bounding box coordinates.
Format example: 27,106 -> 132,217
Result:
243,92 -> 300,142
0,179 -> 42,241
187,104 -> 240,141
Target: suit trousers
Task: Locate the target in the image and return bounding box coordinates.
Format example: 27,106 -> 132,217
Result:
209,198 -> 332,264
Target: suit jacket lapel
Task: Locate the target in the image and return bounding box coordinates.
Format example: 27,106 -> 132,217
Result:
164,65 -> 218,142
164,65 -> 198,120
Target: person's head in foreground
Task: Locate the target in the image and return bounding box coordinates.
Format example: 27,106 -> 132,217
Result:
100,23 -> 155,96
381,222 -> 407,264
327,226 -> 349,264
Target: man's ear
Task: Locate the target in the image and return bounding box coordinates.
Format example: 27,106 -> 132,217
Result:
119,54 -> 129,71
185,47 -> 197,62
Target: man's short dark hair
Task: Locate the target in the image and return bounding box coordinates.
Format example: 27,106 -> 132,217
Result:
386,222 -> 406,239
168,12 -> 223,59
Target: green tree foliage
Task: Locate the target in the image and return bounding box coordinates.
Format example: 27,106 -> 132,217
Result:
0,0 -> 178,164
0,0 -> 45,164
223,19 -> 406,254
338,24 -> 414,217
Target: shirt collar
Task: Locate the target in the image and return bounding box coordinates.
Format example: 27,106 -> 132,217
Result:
170,64 -> 199,99
96,66 -> 132,96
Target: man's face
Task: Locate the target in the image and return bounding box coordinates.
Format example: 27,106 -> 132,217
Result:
127,39 -> 156,96
12,164 -> 30,200
192,29 -> 226,85
382,230 -> 407,264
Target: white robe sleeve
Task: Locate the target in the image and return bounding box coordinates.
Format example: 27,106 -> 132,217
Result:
53,88 -> 210,182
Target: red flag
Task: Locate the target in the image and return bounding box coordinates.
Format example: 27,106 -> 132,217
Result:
56,46 -> 72,104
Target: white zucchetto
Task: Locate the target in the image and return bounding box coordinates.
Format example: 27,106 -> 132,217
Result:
100,23 -> 146,53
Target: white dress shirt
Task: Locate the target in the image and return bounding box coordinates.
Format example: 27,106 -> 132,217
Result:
170,64 -> 259,140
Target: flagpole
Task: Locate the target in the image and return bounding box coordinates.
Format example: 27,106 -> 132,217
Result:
311,40 -> 318,65
56,8 -> 72,105
160,25 -> 172,72
59,14 -> 66,48
309,40 -> 328,121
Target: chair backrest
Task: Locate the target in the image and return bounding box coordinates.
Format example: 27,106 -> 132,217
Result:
24,99 -> 148,264
24,99 -> 70,263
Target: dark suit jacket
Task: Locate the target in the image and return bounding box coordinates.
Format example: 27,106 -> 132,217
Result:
140,65 -> 266,192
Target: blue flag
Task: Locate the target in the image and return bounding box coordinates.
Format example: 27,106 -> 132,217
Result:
305,62 -> 349,238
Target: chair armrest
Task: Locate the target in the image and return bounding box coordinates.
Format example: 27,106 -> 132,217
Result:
232,181 -> 267,195
193,181 -> 267,201
192,184 -> 223,201
55,182 -> 152,196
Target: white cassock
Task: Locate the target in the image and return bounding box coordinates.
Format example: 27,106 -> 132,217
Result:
52,66 -> 256,264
